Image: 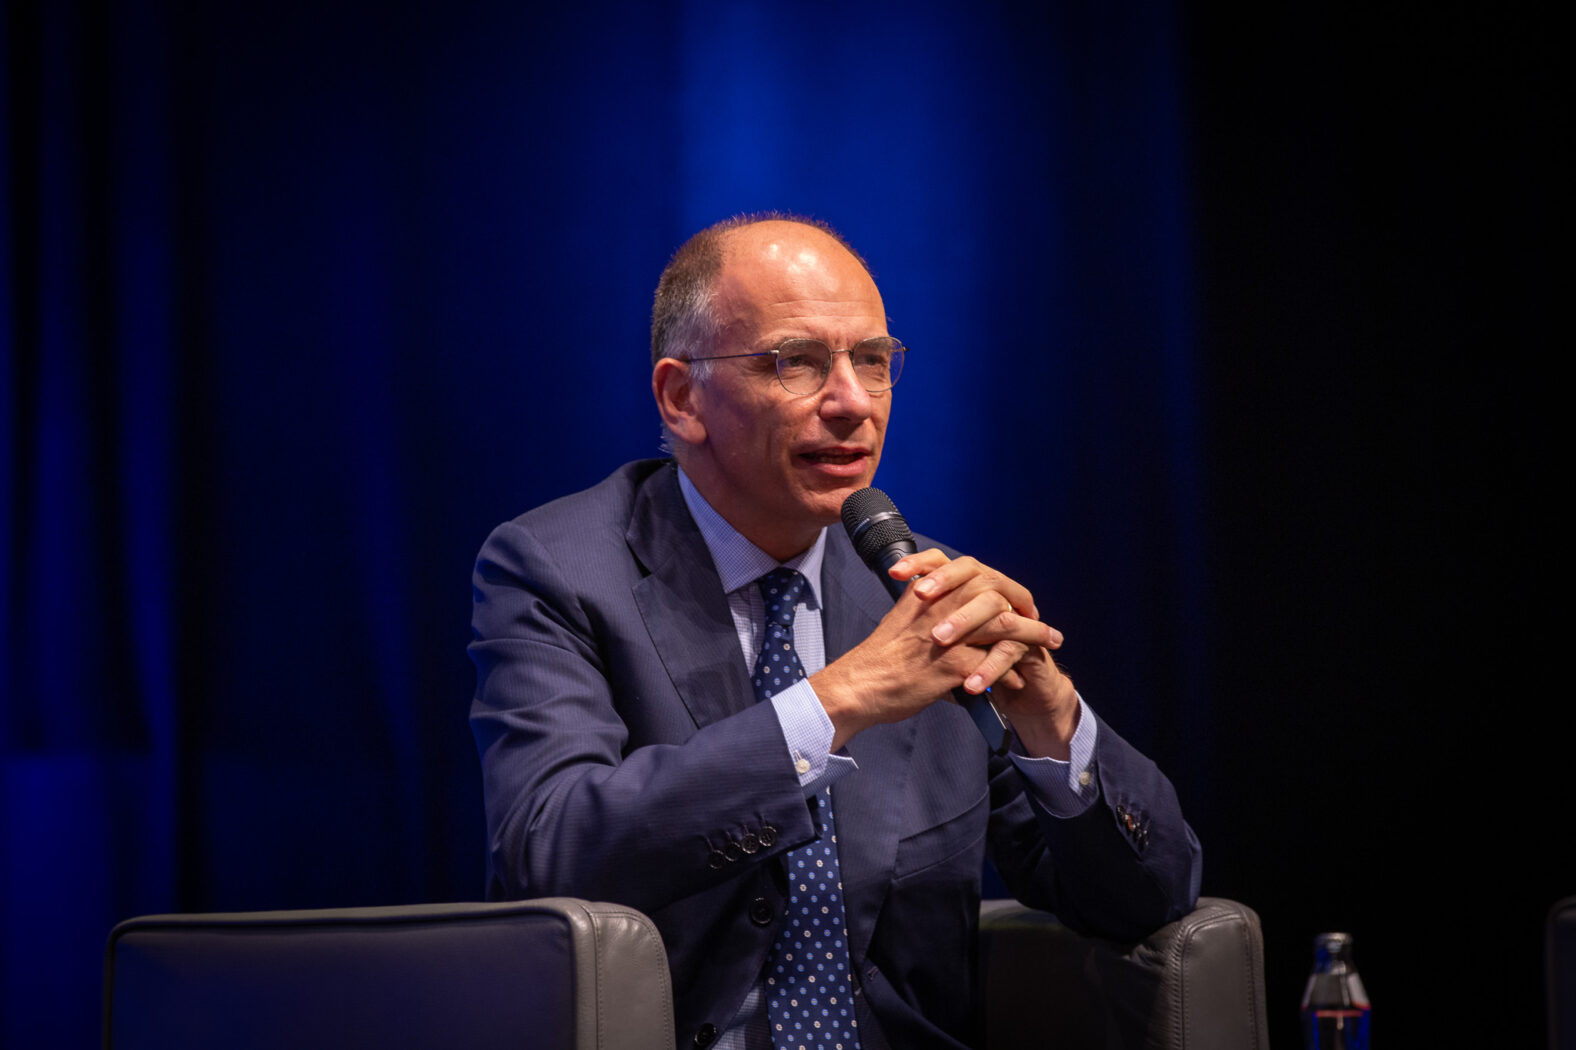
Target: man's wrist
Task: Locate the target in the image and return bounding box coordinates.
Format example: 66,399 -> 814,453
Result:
807,661 -> 874,752
1009,692 -> 1099,815
1006,683 -> 1080,760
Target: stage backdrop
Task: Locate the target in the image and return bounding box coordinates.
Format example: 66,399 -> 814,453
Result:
2,2 -> 1560,1048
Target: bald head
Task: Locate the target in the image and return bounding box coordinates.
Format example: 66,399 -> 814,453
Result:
650,213 -> 874,368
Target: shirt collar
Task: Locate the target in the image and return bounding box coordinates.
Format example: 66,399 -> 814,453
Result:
677,467 -> 826,607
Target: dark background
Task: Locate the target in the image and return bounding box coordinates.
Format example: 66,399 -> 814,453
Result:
3,1 -> 1563,1047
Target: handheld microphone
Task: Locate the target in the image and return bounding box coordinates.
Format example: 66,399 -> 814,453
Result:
840,488 -> 1011,755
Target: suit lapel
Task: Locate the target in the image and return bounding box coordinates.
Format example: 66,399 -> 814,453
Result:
821,531 -> 915,961
626,463 -> 756,731
626,475 -> 915,959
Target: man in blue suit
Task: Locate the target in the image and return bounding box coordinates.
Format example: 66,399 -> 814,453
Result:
470,215 -> 1201,1049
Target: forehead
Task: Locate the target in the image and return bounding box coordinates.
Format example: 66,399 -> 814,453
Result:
712,222 -> 886,342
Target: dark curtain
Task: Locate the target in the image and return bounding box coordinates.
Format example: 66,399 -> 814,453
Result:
2,2 -> 1559,1047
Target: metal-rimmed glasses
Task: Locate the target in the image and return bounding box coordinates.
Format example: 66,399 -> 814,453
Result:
686,336 -> 906,395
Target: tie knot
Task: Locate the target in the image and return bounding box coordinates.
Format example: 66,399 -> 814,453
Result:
757,567 -> 808,628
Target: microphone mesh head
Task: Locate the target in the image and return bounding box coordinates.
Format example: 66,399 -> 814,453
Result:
841,487 -> 913,567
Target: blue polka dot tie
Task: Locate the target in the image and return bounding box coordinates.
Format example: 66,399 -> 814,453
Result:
753,568 -> 860,1050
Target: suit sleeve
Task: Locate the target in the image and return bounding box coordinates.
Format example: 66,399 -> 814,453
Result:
893,531 -> 1201,941
468,518 -> 817,915
985,710 -> 1203,942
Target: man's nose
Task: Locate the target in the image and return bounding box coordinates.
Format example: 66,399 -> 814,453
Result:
818,350 -> 874,419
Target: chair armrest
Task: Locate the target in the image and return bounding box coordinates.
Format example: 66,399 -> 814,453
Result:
103,898 -> 674,1050
978,896 -> 1269,1050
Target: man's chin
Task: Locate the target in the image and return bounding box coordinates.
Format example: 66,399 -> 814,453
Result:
804,477 -> 876,523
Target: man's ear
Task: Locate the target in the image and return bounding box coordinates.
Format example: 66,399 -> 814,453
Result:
652,358 -> 707,446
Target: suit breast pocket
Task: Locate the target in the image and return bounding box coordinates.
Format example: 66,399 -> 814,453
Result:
876,785 -> 989,1034
891,786 -> 989,883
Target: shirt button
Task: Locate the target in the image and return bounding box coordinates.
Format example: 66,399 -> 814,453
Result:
795,757 -> 812,775
1078,770 -> 1092,787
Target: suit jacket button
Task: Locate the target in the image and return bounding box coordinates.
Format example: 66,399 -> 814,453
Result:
694,1023 -> 718,1047
759,824 -> 778,847
749,897 -> 775,926
707,849 -> 727,870
740,831 -> 761,854
723,839 -> 743,862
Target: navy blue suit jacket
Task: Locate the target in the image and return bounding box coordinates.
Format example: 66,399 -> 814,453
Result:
470,459 -> 1201,1049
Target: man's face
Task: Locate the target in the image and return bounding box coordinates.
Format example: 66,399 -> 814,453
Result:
685,222 -> 891,560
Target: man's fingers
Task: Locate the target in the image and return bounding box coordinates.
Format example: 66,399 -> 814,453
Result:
929,594 -> 1011,644
909,555 -> 1039,620
888,548 -> 950,585
959,640 -> 1030,694
930,597 -> 1060,650
909,555 -> 983,599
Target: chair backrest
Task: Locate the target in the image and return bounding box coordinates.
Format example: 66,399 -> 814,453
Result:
103,898 -> 674,1050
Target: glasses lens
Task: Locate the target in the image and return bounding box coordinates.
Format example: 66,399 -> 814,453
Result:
851,337 -> 903,391
772,337 -> 906,394
774,340 -> 831,395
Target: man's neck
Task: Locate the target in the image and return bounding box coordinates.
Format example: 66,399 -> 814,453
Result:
673,461 -> 822,563
676,467 -> 828,597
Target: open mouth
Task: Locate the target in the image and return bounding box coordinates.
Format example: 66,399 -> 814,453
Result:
797,448 -> 872,480
801,449 -> 866,465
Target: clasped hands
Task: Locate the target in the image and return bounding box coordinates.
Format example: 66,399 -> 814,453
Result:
811,549 -> 1079,759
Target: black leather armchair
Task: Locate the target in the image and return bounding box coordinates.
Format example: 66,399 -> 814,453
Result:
103,898 -> 674,1050
104,896 -> 1268,1049
979,897 -> 1269,1049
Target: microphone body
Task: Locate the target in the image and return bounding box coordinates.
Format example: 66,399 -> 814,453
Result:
841,488 -> 1011,755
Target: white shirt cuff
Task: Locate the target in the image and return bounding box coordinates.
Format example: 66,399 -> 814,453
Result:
1008,693 -> 1099,816
771,679 -> 856,796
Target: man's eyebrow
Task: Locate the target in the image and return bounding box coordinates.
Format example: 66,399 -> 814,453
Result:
748,335 -> 814,352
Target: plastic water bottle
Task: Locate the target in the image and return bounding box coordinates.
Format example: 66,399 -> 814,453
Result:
1301,932 -> 1371,1049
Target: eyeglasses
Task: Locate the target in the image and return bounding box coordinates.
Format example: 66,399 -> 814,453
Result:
687,336 -> 907,395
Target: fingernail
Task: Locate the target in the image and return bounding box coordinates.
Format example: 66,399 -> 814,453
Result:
914,577 -> 936,596
965,674 -> 985,693
1048,627 -> 1063,646
932,622 -> 955,643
